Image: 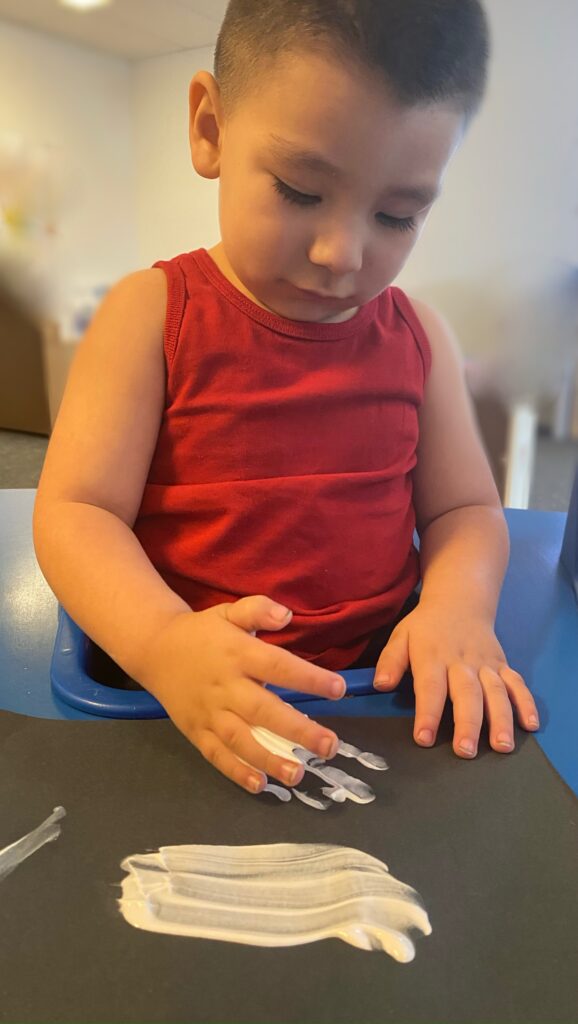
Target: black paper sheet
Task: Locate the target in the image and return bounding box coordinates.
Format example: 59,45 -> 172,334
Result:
0,710 -> 576,1024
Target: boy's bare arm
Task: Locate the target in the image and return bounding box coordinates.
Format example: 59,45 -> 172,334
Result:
33,271 -> 344,792
373,298 -> 539,757
34,270 -> 190,674
410,297 -> 508,617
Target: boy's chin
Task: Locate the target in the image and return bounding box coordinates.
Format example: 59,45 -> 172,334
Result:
275,302 -> 358,324
270,288 -> 360,324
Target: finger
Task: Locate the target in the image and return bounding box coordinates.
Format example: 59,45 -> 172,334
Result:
373,626 -> 410,691
412,663 -> 448,747
479,665 -> 515,753
221,594 -> 294,634
216,711 -> 305,788
498,665 -> 540,731
196,729 -> 267,794
448,664 -> 484,758
247,641 -> 346,702
231,682 -> 339,761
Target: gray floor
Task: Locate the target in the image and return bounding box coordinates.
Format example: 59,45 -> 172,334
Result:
0,428 -> 576,511
0,429 -> 49,489
530,435 -> 578,511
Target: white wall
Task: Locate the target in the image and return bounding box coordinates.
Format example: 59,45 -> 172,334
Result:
132,0 -> 578,400
0,19 -> 139,320
132,46 -> 219,268
397,0 -> 578,399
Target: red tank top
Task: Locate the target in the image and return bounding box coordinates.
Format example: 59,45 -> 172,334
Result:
133,248 -> 431,671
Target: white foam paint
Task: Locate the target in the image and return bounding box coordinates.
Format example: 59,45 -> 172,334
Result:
118,842 -> 431,962
263,783 -> 292,802
337,740 -> 388,771
0,806 -> 66,882
323,786 -> 348,803
291,788 -> 332,810
250,727 -> 387,809
294,749 -> 376,803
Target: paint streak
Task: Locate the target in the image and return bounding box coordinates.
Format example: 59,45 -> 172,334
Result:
323,786 -> 348,803
337,741 -> 388,771
118,842 -> 431,962
0,806 -> 66,882
291,788 -> 332,810
293,748 -> 376,803
250,727 -> 386,809
263,783 -> 292,802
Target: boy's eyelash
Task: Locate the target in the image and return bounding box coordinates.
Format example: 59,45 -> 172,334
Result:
273,176 -> 319,206
272,176 -> 417,234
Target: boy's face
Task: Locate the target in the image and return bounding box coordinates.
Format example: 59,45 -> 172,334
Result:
194,50 -> 465,324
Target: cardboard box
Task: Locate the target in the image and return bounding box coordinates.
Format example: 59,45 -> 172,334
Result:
41,320 -> 78,429
0,275 -> 80,435
0,283 -> 51,435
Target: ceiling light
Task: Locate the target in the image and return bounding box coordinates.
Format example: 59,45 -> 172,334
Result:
59,0 -> 113,10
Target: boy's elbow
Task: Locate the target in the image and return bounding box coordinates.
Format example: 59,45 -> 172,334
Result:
416,500 -> 507,538
32,488 -> 68,567
32,493 -> 53,570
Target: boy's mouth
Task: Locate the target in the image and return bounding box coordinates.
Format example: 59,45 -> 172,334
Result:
291,284 -> 355,304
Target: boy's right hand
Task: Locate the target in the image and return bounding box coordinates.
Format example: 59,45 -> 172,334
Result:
137,596 -> 345,794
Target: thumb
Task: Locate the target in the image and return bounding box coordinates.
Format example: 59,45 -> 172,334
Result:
373,625 -> 410,691
220,594 -> 293,635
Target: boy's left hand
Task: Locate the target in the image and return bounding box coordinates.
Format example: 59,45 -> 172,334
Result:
373,601 -> 540,757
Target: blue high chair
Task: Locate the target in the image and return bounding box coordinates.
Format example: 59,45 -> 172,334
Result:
50,605 -> 379,718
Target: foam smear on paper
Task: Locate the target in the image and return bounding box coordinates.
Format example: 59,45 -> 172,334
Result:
118,842 -> 431,962
251,727 -> 387,808
0,806 -> 66,882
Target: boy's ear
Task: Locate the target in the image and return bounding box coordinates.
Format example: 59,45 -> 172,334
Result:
189,72 -> 223,179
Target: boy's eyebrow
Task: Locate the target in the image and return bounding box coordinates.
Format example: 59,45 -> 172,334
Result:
267,134 -> 440,207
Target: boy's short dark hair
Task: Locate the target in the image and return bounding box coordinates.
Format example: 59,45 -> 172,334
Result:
214,0 -> 490,122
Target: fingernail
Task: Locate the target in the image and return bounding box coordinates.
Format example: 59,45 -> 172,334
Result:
458,739 -> 477,757
497,732 -> 513,750
417,729 -> 434,746
320,735 -> 338,759
248,773 -> 265,793
271,604 -> 291,622
281,764 -> 299,785
528,715 -> 539,729
374,673 -> 391,690
330,676 -> 345,699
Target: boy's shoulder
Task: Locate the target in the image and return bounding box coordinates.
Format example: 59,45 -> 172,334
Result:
79,268 -> 168,372
404,294 -> 463,369
107,267 -> 167,317
91,268 -> 169,352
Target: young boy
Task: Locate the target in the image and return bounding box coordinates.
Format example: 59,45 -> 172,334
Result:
33,0 -> 540,795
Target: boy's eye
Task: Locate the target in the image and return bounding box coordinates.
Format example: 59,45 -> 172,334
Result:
272,176 -> 416,233
273,176 -> 319,206
376,212 -> 417,234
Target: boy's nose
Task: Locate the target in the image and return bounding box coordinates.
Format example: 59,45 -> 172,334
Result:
308,226 -> 364,279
